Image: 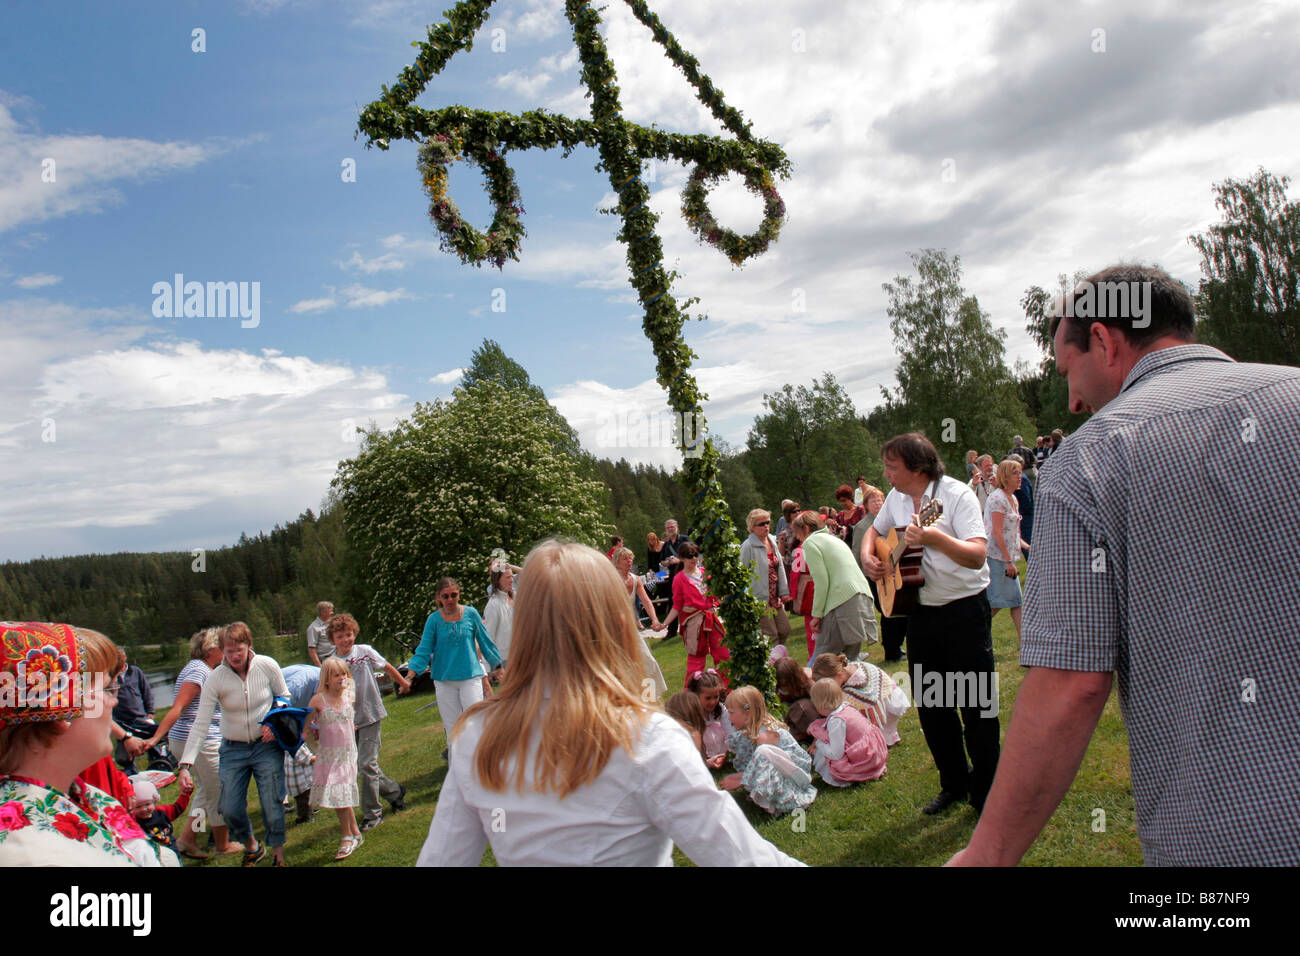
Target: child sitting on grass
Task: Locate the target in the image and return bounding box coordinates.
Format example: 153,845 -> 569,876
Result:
808,678 -> 888,786
721,686 -> 816,817
774,657 -> 818,744
686,669 -> 732,761
812,653 -> 910,746
666,691 -> 726,768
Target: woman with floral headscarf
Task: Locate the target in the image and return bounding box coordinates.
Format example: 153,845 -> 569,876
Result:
0,622 -> 146,866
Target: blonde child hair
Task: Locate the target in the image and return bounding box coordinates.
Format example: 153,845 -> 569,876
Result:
726,686 -> 784,741
319,656 -> 352,693
810,678 -> 843,714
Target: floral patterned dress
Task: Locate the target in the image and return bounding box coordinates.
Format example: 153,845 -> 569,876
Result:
310,691 -> 359,809
0,775 -> 138,866
726,726 -> 817,816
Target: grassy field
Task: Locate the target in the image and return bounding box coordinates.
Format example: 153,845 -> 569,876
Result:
166,570 -> 1140,867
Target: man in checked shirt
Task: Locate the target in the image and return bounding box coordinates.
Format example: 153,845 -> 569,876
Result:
950,264 -> 1300,866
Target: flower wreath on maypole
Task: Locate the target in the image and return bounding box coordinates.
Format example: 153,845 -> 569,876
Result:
682,164 -> 786,266
418,132 -> 525,268
356,0 -> 792,702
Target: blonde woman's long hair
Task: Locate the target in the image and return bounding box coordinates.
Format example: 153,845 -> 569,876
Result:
457,539 -> 658,797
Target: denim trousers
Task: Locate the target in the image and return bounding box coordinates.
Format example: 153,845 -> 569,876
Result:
218,738 -> 286,848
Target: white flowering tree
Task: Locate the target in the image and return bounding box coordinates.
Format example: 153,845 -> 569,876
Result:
333,378 -> 613,634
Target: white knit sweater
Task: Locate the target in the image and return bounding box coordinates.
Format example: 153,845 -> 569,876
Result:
181,654 -> 288,764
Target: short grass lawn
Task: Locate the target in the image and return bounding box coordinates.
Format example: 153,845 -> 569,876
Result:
165,565 -> 1139,866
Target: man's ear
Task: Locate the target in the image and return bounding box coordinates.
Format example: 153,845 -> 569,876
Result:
1091,322 -> 1125,367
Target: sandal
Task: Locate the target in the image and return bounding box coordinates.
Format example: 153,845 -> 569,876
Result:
176,842 -> 209,861
334,838 -> 358,861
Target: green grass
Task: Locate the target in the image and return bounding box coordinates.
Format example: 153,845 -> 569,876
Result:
164,568 -> 1140,867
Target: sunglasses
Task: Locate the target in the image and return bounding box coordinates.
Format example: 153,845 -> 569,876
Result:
754,520 -> 770,526
440,592 -> 460,600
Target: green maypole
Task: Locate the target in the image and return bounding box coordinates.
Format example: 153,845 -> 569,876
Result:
356,0 -> 792,699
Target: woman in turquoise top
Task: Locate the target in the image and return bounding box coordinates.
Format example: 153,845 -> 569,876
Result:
407,577 -> 503,760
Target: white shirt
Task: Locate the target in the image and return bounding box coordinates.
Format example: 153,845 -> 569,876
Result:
872,475 -> 989,606
482,590 -> 514,660
418,711 -> 805,867
821,704 -> 850,761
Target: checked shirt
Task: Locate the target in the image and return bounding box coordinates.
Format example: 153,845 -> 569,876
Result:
1022,345 -> 1300,866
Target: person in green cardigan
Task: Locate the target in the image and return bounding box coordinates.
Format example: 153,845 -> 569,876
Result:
791,511 -> 878,661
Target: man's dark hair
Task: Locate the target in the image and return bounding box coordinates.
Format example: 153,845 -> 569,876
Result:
880,433 -> 945,480
1051,264 -> 1195,351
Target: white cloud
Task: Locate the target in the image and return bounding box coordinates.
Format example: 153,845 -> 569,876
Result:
0,100 -> 212,234
289,296 -> 336,314
340,284 -> 414,308
488,0 -> 565,41
38,343 -> 355,411
0,301 -> 409,545
552,363 -> 781,470
13,273 -> 61,289
339,249 -> 407,274
493,69 -> 553,100
288,283 -> 415,313
429,367 -> 465,385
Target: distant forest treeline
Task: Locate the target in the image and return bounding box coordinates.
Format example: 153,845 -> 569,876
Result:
0,458 -> 774,646
0,508 -> 348,646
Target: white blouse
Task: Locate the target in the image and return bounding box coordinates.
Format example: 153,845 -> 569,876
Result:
482,590 -> 514,660
418,710 -> 804,867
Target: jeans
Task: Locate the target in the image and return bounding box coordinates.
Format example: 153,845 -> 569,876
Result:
218,739 -> 286,848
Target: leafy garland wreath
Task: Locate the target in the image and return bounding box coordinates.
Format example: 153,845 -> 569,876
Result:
358,0 -> 790,701
417,133 -> 525,269
682,164 -> 786,266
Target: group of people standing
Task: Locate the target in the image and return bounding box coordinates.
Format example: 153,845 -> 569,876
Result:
5,265 -> 1297,870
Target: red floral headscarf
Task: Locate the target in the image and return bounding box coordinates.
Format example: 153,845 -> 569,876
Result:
0,622 -> 88,728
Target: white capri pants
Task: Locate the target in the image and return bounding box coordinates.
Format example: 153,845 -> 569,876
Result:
435,678 -> 485,745
170,733 -> 225,828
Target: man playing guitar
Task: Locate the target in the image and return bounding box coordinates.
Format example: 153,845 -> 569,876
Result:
861,433 -> 1000,815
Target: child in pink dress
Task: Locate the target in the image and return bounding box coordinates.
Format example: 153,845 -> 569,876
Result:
808,679 -> 888,786
304,658 -> 361,860
687,669 -> 732,762
812,652 -> 910,746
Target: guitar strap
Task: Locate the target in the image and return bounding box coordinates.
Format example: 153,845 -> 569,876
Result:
922,478 -> 941,514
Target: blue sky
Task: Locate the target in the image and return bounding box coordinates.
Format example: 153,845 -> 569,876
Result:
2,0 -> 1298,561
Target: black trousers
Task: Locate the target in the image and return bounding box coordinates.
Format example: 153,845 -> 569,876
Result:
867,579 -> 908,660
906,590 -> 1000,808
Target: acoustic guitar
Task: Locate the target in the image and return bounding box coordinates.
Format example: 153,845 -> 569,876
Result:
873,498 -> 944,617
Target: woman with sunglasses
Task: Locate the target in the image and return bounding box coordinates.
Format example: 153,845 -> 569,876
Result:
738,509 -> 791,645
406,578 -> 503,759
